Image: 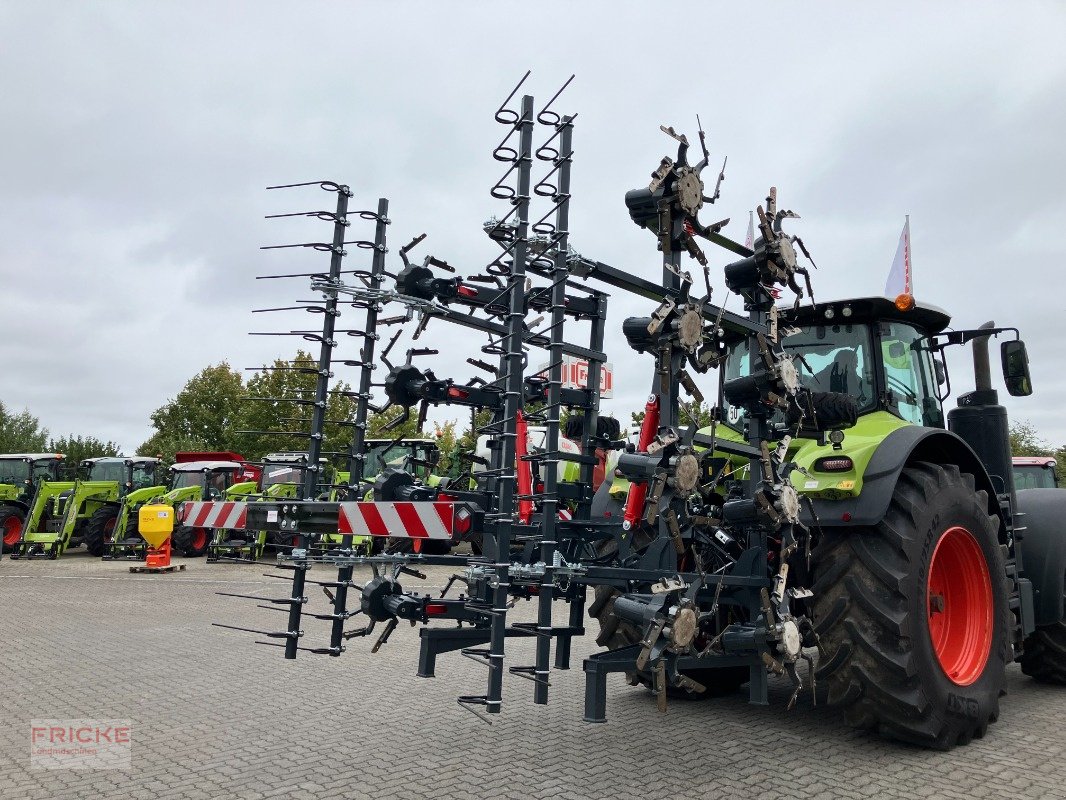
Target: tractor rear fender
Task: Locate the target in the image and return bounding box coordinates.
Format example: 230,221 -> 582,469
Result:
1014,488 -> 1066,626
803,427 -> 1002,534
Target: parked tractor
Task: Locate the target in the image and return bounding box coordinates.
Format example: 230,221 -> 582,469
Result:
1012,456 -> 1057,490
163,460 -> 255,557
590,297 -> 1047,748
0,453 -> 65,553
7,456 -> 160,559
208,452 -> 309,562
83,457 -> 167,558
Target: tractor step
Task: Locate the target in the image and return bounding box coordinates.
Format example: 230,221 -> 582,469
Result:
129,564 -> 187,574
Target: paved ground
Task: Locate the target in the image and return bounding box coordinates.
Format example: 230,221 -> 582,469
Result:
2,552 -> 1065,800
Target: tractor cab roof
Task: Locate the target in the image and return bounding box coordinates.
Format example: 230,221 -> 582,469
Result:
0,453 -> 65,462
82,456 -> 160,466
1013,456 -> 1057,467
169,460 -> 243,473
782,296 -> 951,336
262,452 -> 316,464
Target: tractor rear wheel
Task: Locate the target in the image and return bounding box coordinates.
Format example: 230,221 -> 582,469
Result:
1020,621 -> 1066,684
84,507 -> 119,557
811,462 -> 1009,749
0,507 -> 25,552
173,525 -> 211,557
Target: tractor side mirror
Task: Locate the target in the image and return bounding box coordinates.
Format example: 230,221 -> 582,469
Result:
1001,340 -> 1033,397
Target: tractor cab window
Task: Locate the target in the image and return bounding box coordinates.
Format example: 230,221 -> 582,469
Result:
88,461 -> 125,483
723,324 -> 876,430
879,322 -> 940,427
0,460 -> 30,484
207,470 -> 231,499
262,464 -> 304,489
31,460 -> 57,482
131,463 -> 157,490
1013,464 -> 1058,490
170,470 -> 200,490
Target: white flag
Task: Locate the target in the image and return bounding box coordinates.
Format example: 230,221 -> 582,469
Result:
744,211 -> 754,249
884,216 -> 912,299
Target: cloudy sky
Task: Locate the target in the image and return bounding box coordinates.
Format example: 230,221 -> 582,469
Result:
2,2 -> 1064,453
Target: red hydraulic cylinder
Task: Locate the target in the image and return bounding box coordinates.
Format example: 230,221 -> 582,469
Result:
623,395 -> 660,530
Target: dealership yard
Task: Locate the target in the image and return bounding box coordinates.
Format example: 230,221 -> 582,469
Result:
2,553 -> 1065,800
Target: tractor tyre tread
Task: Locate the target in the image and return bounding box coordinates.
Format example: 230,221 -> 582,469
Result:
83,506 -> 119,557
1021,622 -> 1066,684
811,461 -> 1010,749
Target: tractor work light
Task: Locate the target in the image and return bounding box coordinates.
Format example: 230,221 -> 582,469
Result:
814,456 -> 854,472
824,307 -> 835,319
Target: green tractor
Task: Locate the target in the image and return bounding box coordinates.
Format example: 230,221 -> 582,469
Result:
208,452 -> 308,562
598,295 -> 1055,748
84,457 -> 167,558
0,453 -> 66,554
7,456 -> 160,559
163,460 -> 257,557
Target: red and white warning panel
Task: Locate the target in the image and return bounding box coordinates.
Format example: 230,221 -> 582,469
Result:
338,502 -> 456,539
180,501 -> 248,531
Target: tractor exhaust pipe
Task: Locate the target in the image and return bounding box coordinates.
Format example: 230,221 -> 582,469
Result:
972,320 -> 995,392
947,320 -> 1014,498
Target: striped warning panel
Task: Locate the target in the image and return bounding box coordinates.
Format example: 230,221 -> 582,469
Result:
179,501 -> 248,530
338,502 -> 453,539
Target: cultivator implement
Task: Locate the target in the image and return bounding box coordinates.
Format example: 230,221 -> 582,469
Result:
198,74 -> 1062,749
199,73 -> 831,723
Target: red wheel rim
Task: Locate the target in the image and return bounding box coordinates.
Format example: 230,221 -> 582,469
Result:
104,518 -> 117,544
926,525 -> 993,686
3,516 -> 22,546
191,528 -> 208,550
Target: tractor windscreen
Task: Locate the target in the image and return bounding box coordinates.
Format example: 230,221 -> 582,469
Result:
87,461 -> 126,483
131,463 -> 157,490
1013,464 -> 1058,490
361,443 -> 438,479
0,459 -> 30,484
262,464 -> 305,489
723,323 -> 876,429
170,470 -> 201,490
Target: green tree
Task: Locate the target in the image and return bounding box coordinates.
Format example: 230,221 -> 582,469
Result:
632,402 -> 714,431
1009,420 -> 1052,458
48,435 -> 121,466
0,401 -> 49,452
235,350 -> 360,462
138,363 -> 245,462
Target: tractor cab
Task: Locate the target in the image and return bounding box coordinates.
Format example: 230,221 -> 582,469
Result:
362,439 -> 440,483
0,453 -> 65,500
1013,457 -> 1058,490
169,461 -> 242,500
722,297 -> 951,433
82,456 -> 161,497
260,452 -> 314,496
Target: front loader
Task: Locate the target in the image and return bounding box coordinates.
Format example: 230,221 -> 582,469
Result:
84,457 -> 166,558
0,453 -> 65,554
7,456 -> 154,559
